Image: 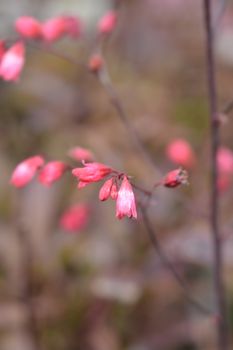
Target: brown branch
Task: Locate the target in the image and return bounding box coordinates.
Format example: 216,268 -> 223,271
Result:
203,0 -> 229,349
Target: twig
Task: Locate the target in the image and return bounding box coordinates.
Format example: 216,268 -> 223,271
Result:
97,65 -> 160,177
203,0 -> 229,349
140,207 -> 211,315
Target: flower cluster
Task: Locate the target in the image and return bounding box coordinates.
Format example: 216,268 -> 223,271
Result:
166,138 -> 233,192
10,155 -> 67,188
0,9 -> 118,82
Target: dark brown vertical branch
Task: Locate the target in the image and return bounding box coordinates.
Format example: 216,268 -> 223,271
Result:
203,1 -> 229,349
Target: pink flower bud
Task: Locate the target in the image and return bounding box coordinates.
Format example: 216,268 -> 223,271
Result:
116,176 -> 137,219
110,182 -> 118,200
41,17 -> 67,42
10,155 -> 44,188
163,168 -> 188,188
0,42 -> 25,81
99,178 -> 113,201
98,10 -> 117,35
217,173 -> 231,193
88,54 -> 104,74
166,139 -> 195,168
60,204 -> 89,233
68,147 -> 94,162
217,147 -> 233,175
39,161 -> 67,186
72,162 -> 113,185
15,16 -> 42,39
63,16 -> 82,38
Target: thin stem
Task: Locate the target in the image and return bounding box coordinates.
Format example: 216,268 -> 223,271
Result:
97,66 -> 160,176
141,207 -> 211,315
203,0 -> 229,349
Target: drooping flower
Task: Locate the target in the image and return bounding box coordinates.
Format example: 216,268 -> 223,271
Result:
110,181 -> 118,200
68,147 -> 94,162
99,178 -> 113,201
60,204 -> 89,233
15,16 -> 42,39
166,139 -> 195,168
10,155 -> 44,188
116,176 -> 137,219
39,161 -> 67,186
41,17 -> 67,42
0,42 -> 25,81
0,41 -> 6,62
72,162 -> 113,186
97,10 -> 117,35
163,168 -> 188,188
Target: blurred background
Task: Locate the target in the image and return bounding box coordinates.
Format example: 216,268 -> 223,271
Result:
0,0 -> 233,349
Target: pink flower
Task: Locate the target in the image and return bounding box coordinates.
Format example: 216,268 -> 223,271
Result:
99,178 -> 113,201
166,139 -> 195,168
0,41 -> 6,62
163,168 -> 188,188
39,161 -> 67,186
10,155 -> 44,188
0,42 -> 25,81
60,204 -> 89,233
110,182 -> 118,200
88,54 -> 104,74
63,16 -> 82,38
68,147 -> 94,162
72,162 -> 113,186
98,10 -> 117,35
217,147 -> 233,175
217,173 -> 231,193
15,16 -> 42,39
116,176 -> 137,219
41,17 -> 67,42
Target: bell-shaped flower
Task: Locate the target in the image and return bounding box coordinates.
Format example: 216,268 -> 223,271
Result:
99,178 -> 113,201
15,16 -> 42,39
60,204 -> 89,233
10,155 -> 44,188
110,182 -> 118,200
63,16 -> 82,38
72,162 -> 113,186
116,176 -> 137,219
163,168 -> 188,188
39,161 -> 67,186
166,139 -> 195,168
0,42 -> 25,81
98,10 -> 117,35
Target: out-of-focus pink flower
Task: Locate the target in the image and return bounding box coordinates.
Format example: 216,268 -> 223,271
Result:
63,16 -> 82,38
166,139 -> 196,168
217,173 -> 231,193
98,10 -> 117,35
217,147 -> 233,175
88,54 -> 104,74
60,204 -> 89,233
163,168 -> 188,188
39,161 -> 67,186
110,182 -> 118,200
15,16 -> 42,39
41,17 -> 67,42
68,147 -> 94,162
99,178 -> 113,201
116,176 -> 137,219
10,155 -> 44,188
72,162 -> 113,186
0,42 -> 25,81
0,41 -> 6,62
